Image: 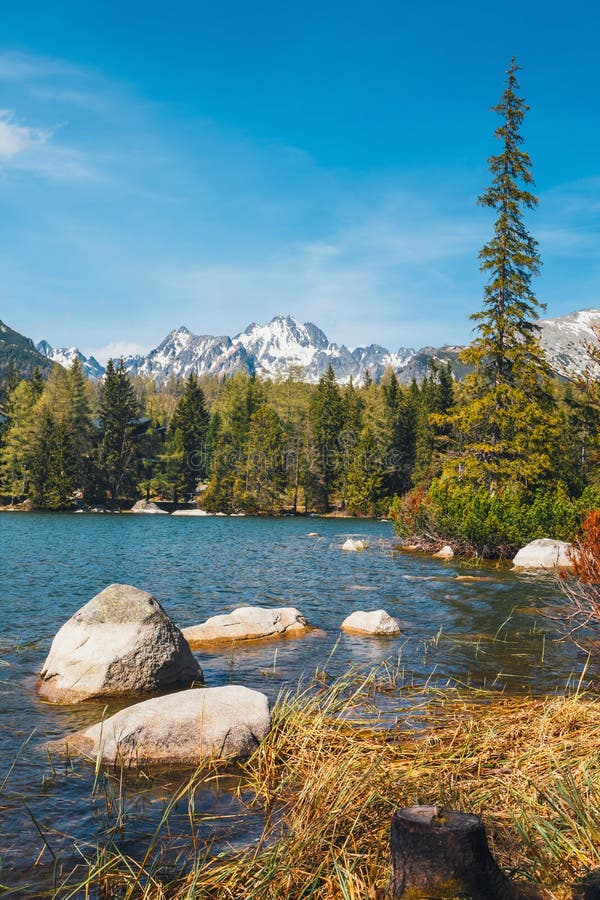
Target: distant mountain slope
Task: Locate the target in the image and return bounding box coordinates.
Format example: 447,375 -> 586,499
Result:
125,327 -> 255,380
0,320 -> 55,382
13,307 -> 600,387
36,340 -> 105,379
124,314 -> 415,384
538,308 -> 600,378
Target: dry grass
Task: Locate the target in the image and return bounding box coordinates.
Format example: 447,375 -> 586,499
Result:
23,667 -> 600,899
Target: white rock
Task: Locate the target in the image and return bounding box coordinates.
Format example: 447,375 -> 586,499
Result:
342,538 -> 367,552
307,532 -> 319,537
64,685 -> 271,766
341,610 -> 401,635
130,500 -> 169,514
433,545 -> 454,559
182,606 -> 310,648
171,509 -> 212,516
512,538 -> 575,570
38,583 -> 202,703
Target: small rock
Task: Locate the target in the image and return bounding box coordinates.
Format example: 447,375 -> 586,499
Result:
61,685 -> 271,766
433,545 -> 454,559
182,606 -> 311,648
342,538 -> 367,552
130,500 -> 169,514
38,583 -> 202,703
341,610 -> 401,635
171,509 -> 212,516
307,532 -> 319,537
512,538 -> 575,570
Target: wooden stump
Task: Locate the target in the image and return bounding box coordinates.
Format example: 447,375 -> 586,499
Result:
390,806 -> 543,899
573,869 -> 600,899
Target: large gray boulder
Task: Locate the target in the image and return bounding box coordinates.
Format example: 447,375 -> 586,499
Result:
63,685 -> 271,766
433,544 -> 454,559
341,609 -> 401,635
342,538 -> 367,552
130,500 -> 168,514
182,606 -> 310,648
38,583 -> 202,703
512,539 -> 575,570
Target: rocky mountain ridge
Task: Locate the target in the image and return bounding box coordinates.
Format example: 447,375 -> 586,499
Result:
36,340 -> 104,380
6,308 -> 600,386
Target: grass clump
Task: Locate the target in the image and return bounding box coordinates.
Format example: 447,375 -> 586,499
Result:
29,668 -> 600,898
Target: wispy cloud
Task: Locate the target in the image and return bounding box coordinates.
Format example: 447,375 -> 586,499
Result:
150,198 -> 485,349
87,341 -> 151,366
0,109 -> 49,157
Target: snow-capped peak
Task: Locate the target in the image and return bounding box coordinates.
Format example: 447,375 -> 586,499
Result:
36,340 -> 105,379
235,315 -> 330,375
539,308 -> 600,378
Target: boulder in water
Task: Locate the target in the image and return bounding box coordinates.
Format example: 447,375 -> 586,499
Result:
130,500 -> 169,514
512,538 -> 574,570
182,606 -> 310,648
62,685 -> 270,766
341,609 -> 401,635
433,545 -> 454,559
342,538 -> 367,552
38,583 -> 202,703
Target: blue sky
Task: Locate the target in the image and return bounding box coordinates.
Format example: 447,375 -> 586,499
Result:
1,0 -> 599,362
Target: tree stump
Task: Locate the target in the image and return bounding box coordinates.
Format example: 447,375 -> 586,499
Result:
573,869 -> 600,899
390,806 -> 543,899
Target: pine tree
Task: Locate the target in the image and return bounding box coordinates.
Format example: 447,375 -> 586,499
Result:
171,374 -> 210,499
444,58 -> 559,491
203,374 -> 263,511
96,359 -> 141,503
382,370 -> 417,495
234,404 -> 287,513
345,425 -> 385,515
413,362 -> 454,487
67,358 -> 93,499
0,380 -> 39,501
309,364 -> 344,511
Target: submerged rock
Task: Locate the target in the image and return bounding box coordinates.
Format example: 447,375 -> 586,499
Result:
433,545 -> 454,559
38,583 -> 202,703
341,609 -> 401,635
62,685 -> 271,766
342,538 -> 367,552
130,500 -> 169,514
512,538 -> 575,570
182,606 -> 310,648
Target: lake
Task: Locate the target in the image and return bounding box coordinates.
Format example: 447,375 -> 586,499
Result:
0,513 -> 589,896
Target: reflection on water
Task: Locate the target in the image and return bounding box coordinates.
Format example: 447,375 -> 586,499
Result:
0,513 -> 591,893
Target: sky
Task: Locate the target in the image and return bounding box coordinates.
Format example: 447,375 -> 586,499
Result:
1,0 -> 599,363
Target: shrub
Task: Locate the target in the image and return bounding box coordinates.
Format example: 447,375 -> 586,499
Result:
390,481 -> 600,558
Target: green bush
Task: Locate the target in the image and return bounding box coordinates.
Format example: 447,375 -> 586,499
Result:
390,481 -> 600,558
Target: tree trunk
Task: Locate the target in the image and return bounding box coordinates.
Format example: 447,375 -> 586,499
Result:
390,806 -> 544,899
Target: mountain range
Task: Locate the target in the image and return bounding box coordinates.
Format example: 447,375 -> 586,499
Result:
1,308 -> 599,387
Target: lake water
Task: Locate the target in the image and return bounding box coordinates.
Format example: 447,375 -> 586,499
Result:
0,513 -> 590,896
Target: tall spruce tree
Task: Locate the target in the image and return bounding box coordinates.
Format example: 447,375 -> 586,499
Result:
96,358 -> 141,503
309,364 -> 344,511
446,58 -> 559,491
166,373 -> 210,500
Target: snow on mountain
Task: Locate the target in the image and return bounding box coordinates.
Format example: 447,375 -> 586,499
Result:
124,315 -> 416,385
538,308 -> 600,378
124,327 -> 255,380
36,340 -> 105,379
235,315 -> 329,376
35,308 -> 600,385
